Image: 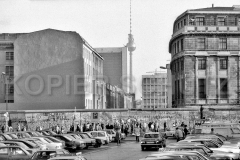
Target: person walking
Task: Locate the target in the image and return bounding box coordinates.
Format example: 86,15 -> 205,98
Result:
183,125 -> 188,138
175,127 -> 184,142
134,124 -> 141,142
115,129 -> 121,146
164,121 -> 167,132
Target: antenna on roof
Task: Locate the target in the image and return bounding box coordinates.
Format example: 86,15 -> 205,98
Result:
212,4 -> 214,8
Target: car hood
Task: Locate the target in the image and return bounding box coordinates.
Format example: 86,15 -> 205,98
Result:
211,146 -> 240,154
211,151 -> 239,159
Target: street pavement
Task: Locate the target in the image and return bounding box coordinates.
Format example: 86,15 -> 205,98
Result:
75,135 -> 176,160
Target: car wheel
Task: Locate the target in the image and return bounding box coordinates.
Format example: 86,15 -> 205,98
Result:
141,146 -> 144,151
85,146 -> 89,149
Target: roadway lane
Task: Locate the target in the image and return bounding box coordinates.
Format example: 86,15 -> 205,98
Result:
80,137 -> 177,160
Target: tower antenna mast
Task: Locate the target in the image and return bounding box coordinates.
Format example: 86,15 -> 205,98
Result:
127,0 -> 136,94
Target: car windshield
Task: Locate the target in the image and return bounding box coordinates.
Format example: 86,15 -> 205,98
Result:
63,135 -> 73,141
231,128 -> 240,134
3,134 -> 12,140
98,132 -> 105,137
11,142 -> 29,149
80,134 -> 89,139
7,134 -> 18,139
144,134 -> 159,138
72,135 -> 81,139
28,132 -> 38,137
85,133 -> 93,138
46,137 -> 60,143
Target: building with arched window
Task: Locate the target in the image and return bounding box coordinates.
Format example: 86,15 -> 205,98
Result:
169,5 -> 240,108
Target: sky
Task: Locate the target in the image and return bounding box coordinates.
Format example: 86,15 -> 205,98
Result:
0,0 -> 239,99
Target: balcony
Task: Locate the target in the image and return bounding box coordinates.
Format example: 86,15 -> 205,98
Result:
172,26 -> 240,38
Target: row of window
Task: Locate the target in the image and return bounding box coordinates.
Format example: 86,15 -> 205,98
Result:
171,57 -> 228,73
173,78 -> 228,100
142,78 -> 166,84
198,78 -> 228,99
171,59 -> 184,73
174,16 -> 240,32
143,99 -> 166,103
172,38 -> 230,54
6,52 -> 13,60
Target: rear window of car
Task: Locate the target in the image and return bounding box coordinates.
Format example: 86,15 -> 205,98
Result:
98,132 -> 105,137
231,128 -> 240,134
144,134 -> 159,138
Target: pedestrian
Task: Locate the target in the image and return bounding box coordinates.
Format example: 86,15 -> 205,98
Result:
164,121 -> 167,132
83,124 -> 86,132
8,125 -> 13,132
70,124 -> 74,132
175,127 -> 184,142
124,126 -> 128,137
115,129 -> 121,146
183,125 -> 188,138
17,123 -> 21,132
134,124 -> 140,142
56,125 -> 60,134
181,122 -> 185,127
210,128 -> 214,134
76,124 -> 81,132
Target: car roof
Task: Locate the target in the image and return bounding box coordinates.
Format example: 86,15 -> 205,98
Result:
35,149 -> 66,152
181,138 -> 215,141
48,156 -> 84,159
144,132 -> 159,134
150,151 -> 202,156
166,145 -> 205,149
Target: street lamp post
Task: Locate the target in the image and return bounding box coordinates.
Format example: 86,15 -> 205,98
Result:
1,72 -> 9,132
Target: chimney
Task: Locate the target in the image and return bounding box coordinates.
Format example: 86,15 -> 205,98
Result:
212,4 -> 214,8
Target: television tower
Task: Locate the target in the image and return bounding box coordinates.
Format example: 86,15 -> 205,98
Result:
127,0 -> 136,93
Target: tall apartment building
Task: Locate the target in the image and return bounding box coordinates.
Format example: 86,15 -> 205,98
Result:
0,33 -> 24,104
169,5 -> 240,108
142,73 -> 167,109
0,29 -> 105,110
94,47 -> 129,92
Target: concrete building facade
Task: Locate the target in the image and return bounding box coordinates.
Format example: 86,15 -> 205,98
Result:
94,47 -> 129,93
142,73 -> 167,109
169,5 -> 240,108
0,29 -> 105,110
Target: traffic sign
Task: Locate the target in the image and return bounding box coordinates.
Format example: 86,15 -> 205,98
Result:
92,113 -> 98,119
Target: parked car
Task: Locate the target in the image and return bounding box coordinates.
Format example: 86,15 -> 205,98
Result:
25,131 -> 43,137
7,139 -> 41,151
140,151 -> 210,160
44,136 -> 66,148
81,132 -> 103,147
163,144 -> 239,159
5,133 -> 19,139
25,137 -> 63,150
88,131 -> 110,145
162,129 -> 176,139
30,149 -> 71,160
141,132 -> 166,151
0,140 -> 38,155
0,133 -> 14,141
11,132 -> 32,139
105,129 -> 126,141
47,152 -> 87,160
0,146 -> 31,160
24,138 -> 48,150
51,134 -> 80,150
192,127 -> 240,138
69,133 -> 97,148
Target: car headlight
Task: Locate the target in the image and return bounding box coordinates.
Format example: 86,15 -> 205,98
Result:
141,141 -> 145,144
